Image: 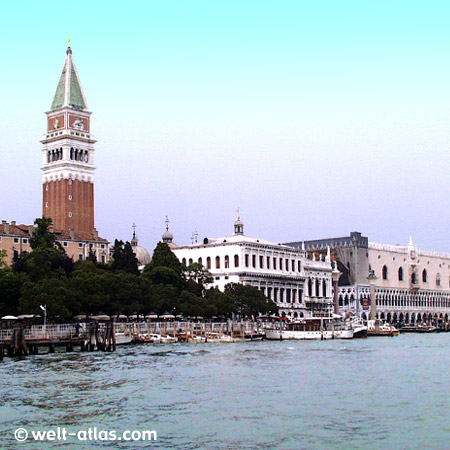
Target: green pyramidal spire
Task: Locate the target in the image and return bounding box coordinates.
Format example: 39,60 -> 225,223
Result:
51,46 -> 87,110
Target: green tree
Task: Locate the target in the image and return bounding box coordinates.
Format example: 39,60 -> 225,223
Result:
0,249 -> 7,268
70,260 -> 111,315
29,217 -> 60,250
19,277 -> 80,319
23,217 -> 73,281
224,283 -> 278,318
145,242 -> 183,275
110,239 -> 139,275
0,268 -> 26,317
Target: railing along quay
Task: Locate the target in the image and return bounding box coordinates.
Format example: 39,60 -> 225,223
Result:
0,321 -> 264,359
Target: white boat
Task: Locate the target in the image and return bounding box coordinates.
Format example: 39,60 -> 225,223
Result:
367,320 -> 399,336
346,317 -> 368,338
266,317 -> 354,340
188,335 -> 207,343
160,335 -> 178,343
135,333 -> 161,343
265,328 -> 283,340
219,335 -> 235,343
115,332 -> 133,345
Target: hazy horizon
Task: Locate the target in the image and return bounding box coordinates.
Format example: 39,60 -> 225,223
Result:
1,0 -> 449,253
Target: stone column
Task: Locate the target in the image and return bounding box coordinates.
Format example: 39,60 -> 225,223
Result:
367,271 -> 378,321
332,262 -> 342,316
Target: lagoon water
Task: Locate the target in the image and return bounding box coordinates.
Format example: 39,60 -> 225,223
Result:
1,334 -> 449,449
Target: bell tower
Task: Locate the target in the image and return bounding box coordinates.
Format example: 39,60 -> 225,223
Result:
41,43 -> 96,236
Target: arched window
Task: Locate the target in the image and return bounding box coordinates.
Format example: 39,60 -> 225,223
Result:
206,257 -> 211,270
308,279 -> 313,296
436,273 -> 441,286
382,265 -> 388,280
188,258 -> 193,266
315,279 -> 320,297
422,269 -> 427,283
224,255 -> 229,268
70,147 -> 74,160
182,258 -> 186,266
398,267 -> 403,281
215,256 -> 220,269
198,257 -> 202,267
412,272 -> 416,284
322,279 -> 327,297
234,254 -> 239,267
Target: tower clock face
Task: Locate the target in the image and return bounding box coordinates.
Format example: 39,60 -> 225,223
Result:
73,118 -> 84,130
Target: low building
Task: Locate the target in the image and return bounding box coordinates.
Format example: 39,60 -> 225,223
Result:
0,220 -> 109,265
285,232 -> 450,325
172,218 -> 333,318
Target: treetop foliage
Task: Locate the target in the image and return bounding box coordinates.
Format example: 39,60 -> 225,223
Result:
0,221 -> 278,320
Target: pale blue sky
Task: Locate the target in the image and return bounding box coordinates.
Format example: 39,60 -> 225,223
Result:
0,0 -> 449,251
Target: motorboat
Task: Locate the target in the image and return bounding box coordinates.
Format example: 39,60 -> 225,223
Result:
244,333 -> 264,341
115,332 -> 133,345
135,333 -> 161,343
346,317 -> 368,338
160,335 -> 178,343
188,335 -> 207,343
265,316 -> 354,340
367,320 -> 399,336
399,324 -> 440,333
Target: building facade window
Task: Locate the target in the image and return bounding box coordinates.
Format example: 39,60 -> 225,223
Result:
398,267 -> 403,281
207,257 -> 211,270
382,265 -> 388,280
225,255 -> 230,268
234,255 -> 239,267
422,269 -> 427,283
216,256 -> 220,269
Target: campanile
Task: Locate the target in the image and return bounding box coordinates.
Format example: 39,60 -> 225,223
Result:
41,44 -> 96,236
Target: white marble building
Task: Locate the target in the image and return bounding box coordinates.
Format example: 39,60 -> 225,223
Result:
172,218 -> 333,318
286,232 -> 450,325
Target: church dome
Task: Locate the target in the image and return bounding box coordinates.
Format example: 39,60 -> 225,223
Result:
161,215 -> 177,248
133,245 -> 151,266
130,224 -> 151,267
162,229 -> 174,242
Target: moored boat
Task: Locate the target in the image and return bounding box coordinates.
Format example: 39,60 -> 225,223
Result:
160,335 -> 178,343
367,320 -> 399,336
265,317 -> 354,340
346,317 -> 368,338
399,324 -> 440,333
115,332 -> 133,345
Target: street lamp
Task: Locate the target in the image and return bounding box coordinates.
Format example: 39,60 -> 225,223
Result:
40,304 -> 47,336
